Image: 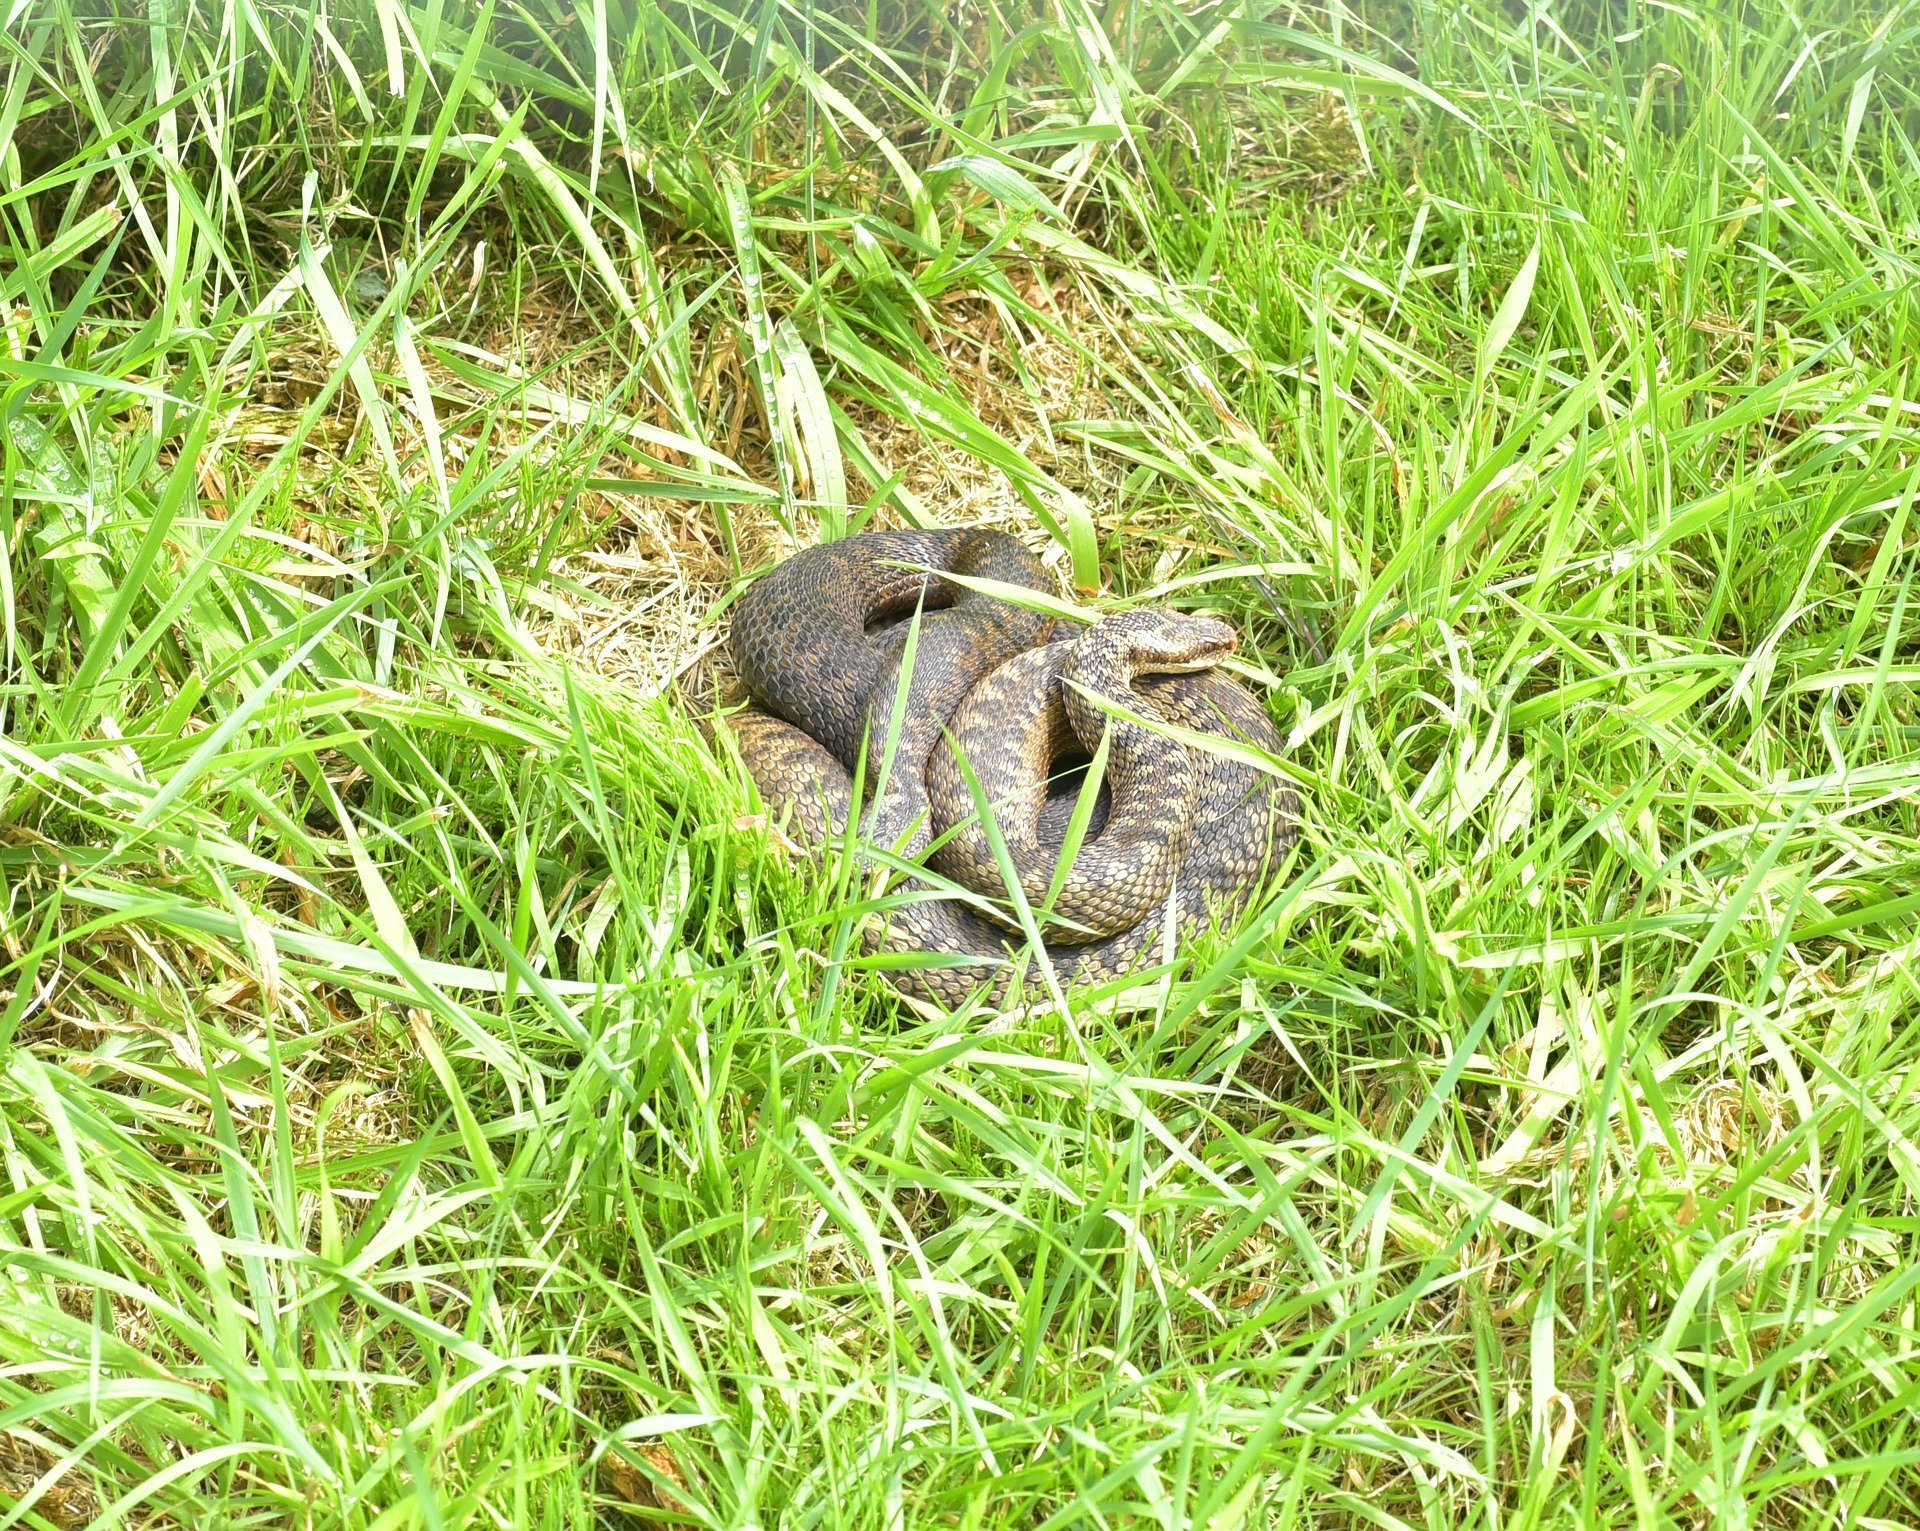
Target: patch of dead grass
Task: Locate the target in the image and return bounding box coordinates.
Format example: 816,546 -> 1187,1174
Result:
537,280 -> 1135,704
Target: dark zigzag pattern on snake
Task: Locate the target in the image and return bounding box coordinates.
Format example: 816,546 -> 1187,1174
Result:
723,528 -> 1300,1007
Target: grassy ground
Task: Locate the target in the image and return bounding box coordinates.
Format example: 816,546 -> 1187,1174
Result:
4,0 -> 1920,1524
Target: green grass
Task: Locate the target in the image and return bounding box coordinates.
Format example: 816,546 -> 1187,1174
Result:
3,0 -> 1920,1524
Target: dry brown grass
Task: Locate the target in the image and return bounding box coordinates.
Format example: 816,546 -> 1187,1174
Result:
531,280 -> 1122,706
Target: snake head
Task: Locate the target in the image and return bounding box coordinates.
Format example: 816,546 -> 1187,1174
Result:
1094,609 -> 1239,675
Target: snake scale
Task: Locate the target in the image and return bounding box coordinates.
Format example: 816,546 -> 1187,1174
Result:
720,528 -> 1299,1006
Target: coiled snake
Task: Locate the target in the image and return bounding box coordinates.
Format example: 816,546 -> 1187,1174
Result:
717,528 -> 1298,1006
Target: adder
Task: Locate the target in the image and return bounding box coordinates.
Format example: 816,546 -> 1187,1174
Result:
718,527 -> 1298,1006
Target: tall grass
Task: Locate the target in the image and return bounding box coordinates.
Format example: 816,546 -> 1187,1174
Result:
2,0 -> 1919,1525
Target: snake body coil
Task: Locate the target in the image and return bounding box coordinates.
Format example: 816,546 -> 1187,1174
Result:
723,529 -> 1298,1005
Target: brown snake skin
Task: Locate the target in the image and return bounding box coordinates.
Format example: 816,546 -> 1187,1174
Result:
719,528 -> 1299,1005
